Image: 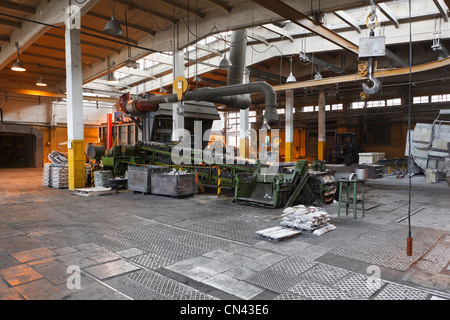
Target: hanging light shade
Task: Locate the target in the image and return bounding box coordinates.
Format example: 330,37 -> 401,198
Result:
35,65 -> 47,86
36,76 -> 47,87
219,54 -> 232,69
11,60 -> 26,72
286,72 -> 296,83
104,15 -> 123,36
286,56 -> 296,83
11,42 -> 26,72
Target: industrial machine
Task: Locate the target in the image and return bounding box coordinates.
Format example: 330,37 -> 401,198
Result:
330,132 -> 360,166
234,160 -> 336,209
406,109 -> 450,179
91,28 -> 337,207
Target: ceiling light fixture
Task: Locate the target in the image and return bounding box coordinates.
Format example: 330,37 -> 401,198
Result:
36,76 -> 47,87
104,1 -> 122,36
286,56 -> 296,83
36,65 -> 47,87
219,53 -> 232,69
104,15 -> 123,36
11,42 -> 26,72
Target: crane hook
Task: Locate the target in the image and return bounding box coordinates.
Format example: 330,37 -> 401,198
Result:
362,57 -> 381,95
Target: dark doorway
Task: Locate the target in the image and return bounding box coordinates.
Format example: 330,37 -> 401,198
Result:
0,134 -> 35,168
0,124 -> 43,168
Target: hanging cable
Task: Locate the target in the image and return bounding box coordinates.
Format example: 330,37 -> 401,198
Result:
407,0 -> 413,257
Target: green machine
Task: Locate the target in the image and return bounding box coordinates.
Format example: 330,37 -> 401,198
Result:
233,160 -> 337,209
101,144 -> 146,175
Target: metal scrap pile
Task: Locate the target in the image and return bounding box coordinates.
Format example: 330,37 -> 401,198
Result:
43,163 -> 68,188
280,205 -> 336,236
47,151 -> 68,166
43,151 -> 91,188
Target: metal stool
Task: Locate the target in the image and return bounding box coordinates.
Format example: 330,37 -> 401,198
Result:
337,179 -> 365,218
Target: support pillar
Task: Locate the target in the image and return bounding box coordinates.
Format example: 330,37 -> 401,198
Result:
107,113 -> 113,150
285,89 -> 294,162
318,90 -> 326,161
65,24 -> 85,190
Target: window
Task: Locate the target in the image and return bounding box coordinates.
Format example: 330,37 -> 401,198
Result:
331,103 -> 343,110
227,112 -> 239,132
249,111 -> 256,123
367,100 -> 385,108
351,102 -> 364,109
386,98 -> 401,106
303,106 -> 315,112
431,94 -> 450,102
413,96 -> 429,104
277,108 -> 285,114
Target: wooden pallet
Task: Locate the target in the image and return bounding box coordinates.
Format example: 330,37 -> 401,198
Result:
74,187 -> 115,197
256,226 -> 301,241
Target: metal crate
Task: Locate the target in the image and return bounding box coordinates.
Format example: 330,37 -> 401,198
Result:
127,165 -> 168,193
151,172 -> 197,197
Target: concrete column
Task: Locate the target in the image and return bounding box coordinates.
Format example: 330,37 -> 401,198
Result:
318,90 -> 326,161
172,22 -> 185,142
285,89 -> 294,162
65,25 -> 85,190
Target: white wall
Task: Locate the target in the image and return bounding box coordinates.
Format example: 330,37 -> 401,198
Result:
0,93 -> 115,126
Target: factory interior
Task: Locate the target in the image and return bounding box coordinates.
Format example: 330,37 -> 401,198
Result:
0,0 -> 449,305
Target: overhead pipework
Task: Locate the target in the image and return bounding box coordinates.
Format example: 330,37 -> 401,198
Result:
120,28 -> 279,125
120,81 -> 278,124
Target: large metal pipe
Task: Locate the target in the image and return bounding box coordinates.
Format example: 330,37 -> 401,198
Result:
118,27 -> 279,124
144,81 -> 278,123
227,29 -> 248,86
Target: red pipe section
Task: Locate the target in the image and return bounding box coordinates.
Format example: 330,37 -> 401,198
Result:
107,113 -> 113,150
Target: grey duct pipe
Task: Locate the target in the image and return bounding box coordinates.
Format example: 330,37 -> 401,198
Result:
128,29 -> 279,123
144,81 -> 279,123
227,29 -> 248,86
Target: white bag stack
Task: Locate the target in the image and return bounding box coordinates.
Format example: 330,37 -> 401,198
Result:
280,205 -> 335,236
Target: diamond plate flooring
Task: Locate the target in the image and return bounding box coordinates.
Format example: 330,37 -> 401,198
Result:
0,168 -> 449,301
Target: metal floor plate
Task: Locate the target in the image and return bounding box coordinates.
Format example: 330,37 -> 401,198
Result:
332,272 -> 385,299
129,253 -> 175,270
374,283 -> 430,300
299,263 -> 350,286
245,269 -> 302,293
121,269 -> 218,300
274,291 -> 312,300
85,260 -> 141,280
288,280 -> 354,300
269,257 -> 317,276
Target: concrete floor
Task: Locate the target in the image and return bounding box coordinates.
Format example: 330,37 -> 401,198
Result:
0,165 -> 449,302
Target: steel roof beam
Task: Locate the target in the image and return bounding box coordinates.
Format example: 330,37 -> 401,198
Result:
86,12 -> 156,36
202,0 -> 233,14
377,3 -> 399,28
251,0 -> 359,55
334,10 -> 361,33
433,0 -> 449,22
262,23 -> 294,42
0,0 -> 35,14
